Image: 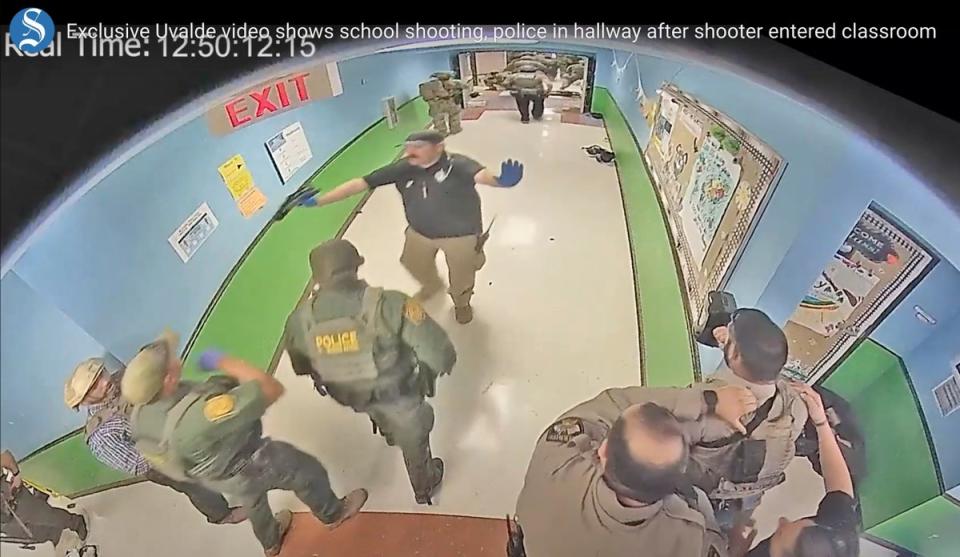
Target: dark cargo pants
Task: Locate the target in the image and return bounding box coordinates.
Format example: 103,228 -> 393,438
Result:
145,469 -> 232,523
366,395 -> 441,499
0,487 -> 85,545
200,439 -> 344,551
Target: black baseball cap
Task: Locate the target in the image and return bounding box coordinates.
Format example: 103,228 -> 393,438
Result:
404,130 -> 445,144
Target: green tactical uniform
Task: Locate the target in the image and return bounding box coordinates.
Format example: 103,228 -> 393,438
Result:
125,333 -> 354,554
285,240 -> 456,504
419,72 -> 470,136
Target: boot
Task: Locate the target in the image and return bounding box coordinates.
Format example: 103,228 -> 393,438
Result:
264,510 -> 293,557
415,458 -> 445,505
455,305 -> 473,324
214,506 -> 248,525
326,489 -> 368,530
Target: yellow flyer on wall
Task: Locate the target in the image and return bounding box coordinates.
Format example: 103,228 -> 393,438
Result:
218,154 -> 255,200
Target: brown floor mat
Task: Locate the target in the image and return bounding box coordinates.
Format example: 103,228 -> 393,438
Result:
560,112 -> 604,127
461,107 -> 485,120
278,511 -> 508,557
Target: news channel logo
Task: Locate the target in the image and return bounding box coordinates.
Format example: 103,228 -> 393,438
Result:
9,7 -> 55,54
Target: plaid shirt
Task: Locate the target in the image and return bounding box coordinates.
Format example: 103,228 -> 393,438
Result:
86,395 -> 150,477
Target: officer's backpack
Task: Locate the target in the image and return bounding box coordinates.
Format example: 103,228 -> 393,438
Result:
795,385 -> 867,483
130,390 -> 207,481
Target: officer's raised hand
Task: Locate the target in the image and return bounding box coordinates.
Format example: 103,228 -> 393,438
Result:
496,159 -> 524,187
711,385 -> 757,434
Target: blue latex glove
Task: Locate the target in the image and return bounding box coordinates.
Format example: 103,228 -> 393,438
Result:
496,159 -> 524,188
298,192 -> 318,207
198,349 -> 225,372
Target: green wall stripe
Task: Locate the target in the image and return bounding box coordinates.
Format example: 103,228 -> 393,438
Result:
19,100 -> 431,497
823,339 -> 941,529
590,87 -> 697,387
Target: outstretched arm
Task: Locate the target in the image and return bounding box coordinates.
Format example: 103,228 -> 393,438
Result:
794,382 -> 854,497
302,178 -> 369,208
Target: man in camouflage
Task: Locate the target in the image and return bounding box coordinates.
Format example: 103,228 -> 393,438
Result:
419,71 -> 470,136
123,330 -> 367,556
284,239 -> 457,505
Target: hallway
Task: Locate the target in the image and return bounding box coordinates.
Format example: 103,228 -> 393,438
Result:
5,106 -> 641,557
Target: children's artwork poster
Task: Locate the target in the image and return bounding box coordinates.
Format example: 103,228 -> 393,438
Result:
266,121 -> 313,183
168,203 -> 219,263
218,154 -> 267,218
783,203 -> 938,383
644,84 -> 784,319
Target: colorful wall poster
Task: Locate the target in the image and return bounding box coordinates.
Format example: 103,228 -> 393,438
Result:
644,84 -> 784,319
783,203 -> 938,383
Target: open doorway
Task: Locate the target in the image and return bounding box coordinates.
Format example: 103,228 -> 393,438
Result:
456,50 -> 594,116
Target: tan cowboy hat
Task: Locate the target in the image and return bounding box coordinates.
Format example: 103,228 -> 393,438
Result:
64,358 -> 107,409
120,329 -> 180,405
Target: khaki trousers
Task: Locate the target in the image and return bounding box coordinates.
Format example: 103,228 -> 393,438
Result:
401,227 -> 485,308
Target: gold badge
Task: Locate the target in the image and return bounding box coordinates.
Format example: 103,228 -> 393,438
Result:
546,417 -> 584,443
203,394 -> 236,422
403,299 -> 426,324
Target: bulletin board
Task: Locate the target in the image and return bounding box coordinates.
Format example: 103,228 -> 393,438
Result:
644,84 -> 785,319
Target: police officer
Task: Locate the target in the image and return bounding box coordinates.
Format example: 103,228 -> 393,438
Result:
296,130 -> 524,324
1,449 -> 88,552
418,72 -> 470,136
284,239 -> 456,505
560,62 -> 585,90
513,383 -> 758,557
64,359 -> 246,525
122,330 -> 367,557
504,64 -> 552,123
694,309 -> 808,528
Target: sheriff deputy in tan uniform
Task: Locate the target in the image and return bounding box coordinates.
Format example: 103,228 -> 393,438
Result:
513,384 -> 760,557
284,239 -> 457,505
122,330 -> 367,556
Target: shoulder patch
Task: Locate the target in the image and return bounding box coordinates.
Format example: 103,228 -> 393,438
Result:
203,394 -> 236,422
546,417 -> 584,443
403,299 -> 426,324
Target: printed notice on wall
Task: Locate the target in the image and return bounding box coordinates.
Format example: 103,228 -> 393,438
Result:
266,122 -> 313,183
169,203 -> 219,263
218,154 -> 267,217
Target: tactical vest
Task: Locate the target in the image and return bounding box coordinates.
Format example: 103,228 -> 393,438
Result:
296,287 -> 401,386
129,385 -> 216,481
84,396 -> 132,442
511,72 -> 542,95
419,79 -> 450,102
691,378 -> 805,500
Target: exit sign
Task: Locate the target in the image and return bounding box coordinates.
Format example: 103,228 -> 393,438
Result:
206,62 -> 342,135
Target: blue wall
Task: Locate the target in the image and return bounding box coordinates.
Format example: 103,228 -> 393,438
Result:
902,311 -> 960,490
0,48 -> 449,455
0,272 -> 111,456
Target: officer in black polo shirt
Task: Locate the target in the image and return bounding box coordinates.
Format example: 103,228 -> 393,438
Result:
297,130 -> 524,324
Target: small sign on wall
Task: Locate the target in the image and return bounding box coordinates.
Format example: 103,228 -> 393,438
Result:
169,203 -> 218,263
266,121 -> 313,183
218,154 -> 267,218
383,96 -> 400,129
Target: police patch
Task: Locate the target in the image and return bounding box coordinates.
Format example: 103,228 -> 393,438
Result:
546,417 -> 584,443
203,394 -> 236,422
403,299 -> 426,324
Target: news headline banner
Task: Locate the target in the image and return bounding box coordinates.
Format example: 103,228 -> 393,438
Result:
8,23 -> 939,59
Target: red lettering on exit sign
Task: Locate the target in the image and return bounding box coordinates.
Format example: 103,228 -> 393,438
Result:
224,73 -> 310,128
206,62 -> 343,136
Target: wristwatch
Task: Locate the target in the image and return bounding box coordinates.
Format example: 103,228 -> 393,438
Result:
703,390 -> 719,415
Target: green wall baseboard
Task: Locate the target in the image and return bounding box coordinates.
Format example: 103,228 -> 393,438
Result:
590,87 -> 697,387
823,339 -> 942,530
20,99 -> 431,497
